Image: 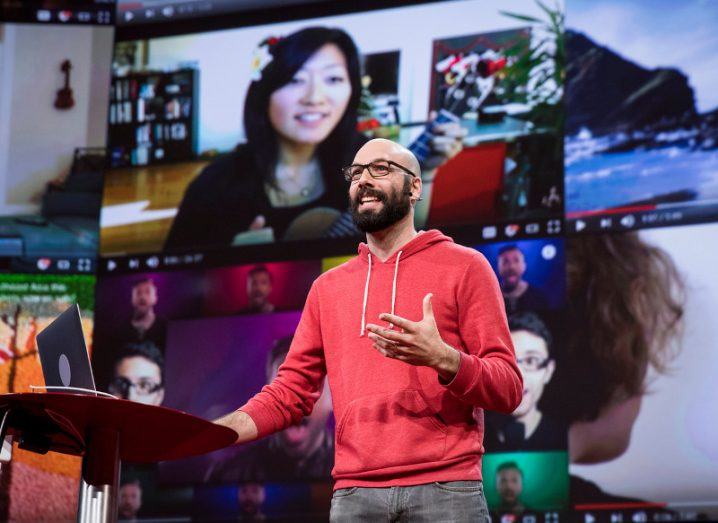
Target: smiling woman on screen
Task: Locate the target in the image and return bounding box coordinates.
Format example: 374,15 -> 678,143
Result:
164,26 -> 463,250
164,27 -> 366,249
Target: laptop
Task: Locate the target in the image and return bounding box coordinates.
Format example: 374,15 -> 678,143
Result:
0,305 -> 100,463
36,304 -> 97,394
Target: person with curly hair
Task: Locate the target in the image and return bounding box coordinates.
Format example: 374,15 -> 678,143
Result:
565,232 -> 684,502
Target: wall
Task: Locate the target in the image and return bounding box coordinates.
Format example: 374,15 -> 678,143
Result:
0,23 -> 113,216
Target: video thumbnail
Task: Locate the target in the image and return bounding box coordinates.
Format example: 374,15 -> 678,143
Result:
482,451 -> 569,518
100,0 -> 564,256
0,273 -> 95,521
0,22 -> 112,272
567,223 -> 718,521
565,0 -> 718,234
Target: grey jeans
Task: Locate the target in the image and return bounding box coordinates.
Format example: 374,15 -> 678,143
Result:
329,481 -> 490,522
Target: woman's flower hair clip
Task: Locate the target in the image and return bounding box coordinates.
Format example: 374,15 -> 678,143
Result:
250,36 -> 282,82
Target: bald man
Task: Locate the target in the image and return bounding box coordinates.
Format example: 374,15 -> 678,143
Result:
215,139 -> 522,522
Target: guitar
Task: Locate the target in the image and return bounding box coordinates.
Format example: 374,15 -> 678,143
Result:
54,60 -> 75,110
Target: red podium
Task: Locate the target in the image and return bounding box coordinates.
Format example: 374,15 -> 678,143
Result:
0,392 -> 237,523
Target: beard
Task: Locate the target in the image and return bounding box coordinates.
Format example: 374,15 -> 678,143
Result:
500,277 -> 517,292
350,177 -> 412,233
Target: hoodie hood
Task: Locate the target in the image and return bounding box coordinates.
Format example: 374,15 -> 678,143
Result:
357,230 -> 454,336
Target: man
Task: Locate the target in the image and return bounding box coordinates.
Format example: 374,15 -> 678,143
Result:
497,244 -> 550,314
118,478 -> 142,522
237,483 -> 266,521
94,278 -> 166,393
118,278 -> 167,352
242,265 -> 275,314
495,462 -> 527,516
208,336 -> 333,481
108,341 -> 165,406
215,138 -> 522,521
484,312 -> 567,451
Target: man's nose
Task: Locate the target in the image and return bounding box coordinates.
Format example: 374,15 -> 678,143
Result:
355,166 -> 376,187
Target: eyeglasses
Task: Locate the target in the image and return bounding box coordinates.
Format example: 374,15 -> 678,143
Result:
342,160 -> 417,183
108,377 -> 163,398
516,356 -> 551,372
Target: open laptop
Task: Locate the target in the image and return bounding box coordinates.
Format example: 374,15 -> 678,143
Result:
36,304 -> 99,395
0,305 -> 106,464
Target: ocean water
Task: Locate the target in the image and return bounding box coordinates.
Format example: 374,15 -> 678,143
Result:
565,146 -> 718,213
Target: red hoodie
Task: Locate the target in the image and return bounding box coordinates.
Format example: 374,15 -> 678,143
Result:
240,230 -> 523,489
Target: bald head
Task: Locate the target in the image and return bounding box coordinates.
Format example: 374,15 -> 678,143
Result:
354,138 -> 421,178
348,139 -> 421,234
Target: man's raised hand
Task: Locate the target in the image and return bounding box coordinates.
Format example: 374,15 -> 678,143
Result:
365,293 -> 460,381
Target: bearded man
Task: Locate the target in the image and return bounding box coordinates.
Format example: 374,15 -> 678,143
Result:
215,138 -> 522,522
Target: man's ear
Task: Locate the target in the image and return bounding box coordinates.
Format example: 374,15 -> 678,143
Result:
413,177 -> 423,203
543,359 -> 556,383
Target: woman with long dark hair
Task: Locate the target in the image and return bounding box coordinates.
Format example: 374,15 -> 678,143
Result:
165,26 -> 464,251
165,27 -> 364,249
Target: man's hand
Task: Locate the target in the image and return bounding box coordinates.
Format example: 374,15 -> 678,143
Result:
213,410 -> 258,445
365,293 -> 461,382
248,214 -> 266,230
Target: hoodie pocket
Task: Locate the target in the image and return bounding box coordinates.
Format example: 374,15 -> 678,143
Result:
334,390 -> 447,475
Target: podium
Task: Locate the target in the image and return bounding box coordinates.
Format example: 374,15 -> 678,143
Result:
0,392 -> 237,523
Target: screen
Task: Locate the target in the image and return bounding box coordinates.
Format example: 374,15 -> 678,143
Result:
99,0 -> 564,261
0,21 -> 114,273
89,1 -> 718,521
564,0 -> 718,235
91,257 -> 331,518
0,273 -> 96,521
2,0 -> 714,521
475,237 -> 570,520
0,18 -> 113,521
568,222 -> 718,522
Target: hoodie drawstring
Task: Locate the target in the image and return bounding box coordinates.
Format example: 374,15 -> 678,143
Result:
360,250 -> 403,336
388,250 -> 402,329
360,253 -> 373,336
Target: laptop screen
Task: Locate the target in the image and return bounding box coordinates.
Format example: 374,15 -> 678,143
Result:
36,304 -> 96,392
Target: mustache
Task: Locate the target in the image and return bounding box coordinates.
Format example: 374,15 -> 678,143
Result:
353,187 -> 387,204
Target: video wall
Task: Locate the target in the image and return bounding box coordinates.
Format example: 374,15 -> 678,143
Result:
1,0 -> 717,521
0,13 -> 113,520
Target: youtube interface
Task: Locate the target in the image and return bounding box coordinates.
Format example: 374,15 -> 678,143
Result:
0,0 -> 115,25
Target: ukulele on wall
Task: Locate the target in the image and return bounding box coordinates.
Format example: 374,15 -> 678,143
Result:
54,59 -> 75,110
